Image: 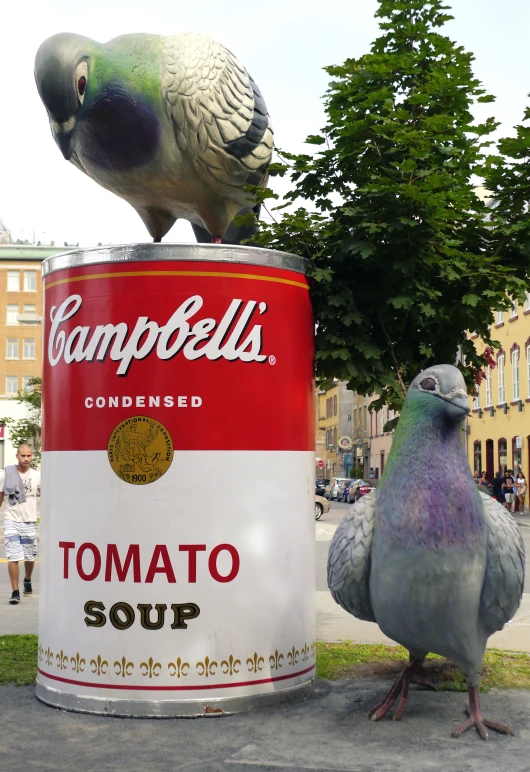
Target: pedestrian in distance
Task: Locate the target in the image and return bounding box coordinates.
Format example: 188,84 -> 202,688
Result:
515,471 -> 527,515
491,471 -> 505,505
1,443 -> 41,604
474,470 -> 480,484
479,471 -> 489,487
502,469 -> 516,513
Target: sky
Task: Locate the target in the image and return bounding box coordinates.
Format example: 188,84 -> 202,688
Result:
2,0 -> 530,247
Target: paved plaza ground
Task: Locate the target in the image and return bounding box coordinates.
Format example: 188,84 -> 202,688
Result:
0,504 -> 529,771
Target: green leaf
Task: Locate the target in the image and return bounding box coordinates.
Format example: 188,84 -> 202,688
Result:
305,135 -> 326,145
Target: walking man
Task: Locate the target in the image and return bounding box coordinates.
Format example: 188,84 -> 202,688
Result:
0,444 -> 41,604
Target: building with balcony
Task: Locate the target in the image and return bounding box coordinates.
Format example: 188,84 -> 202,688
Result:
467,297 -> 530,480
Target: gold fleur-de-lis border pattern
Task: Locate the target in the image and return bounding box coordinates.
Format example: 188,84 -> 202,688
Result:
38,640 -> 316,681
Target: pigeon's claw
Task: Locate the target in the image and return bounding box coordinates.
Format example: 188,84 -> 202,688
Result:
451,687 -> 515,740
368,659 -> 423,722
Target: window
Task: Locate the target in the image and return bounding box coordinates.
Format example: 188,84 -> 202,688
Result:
23,304 -> 36,315
498,438 -> 507,473
510,300 -> 518,319
6,339 -> 18,359
496,310 -> 504,325
473,441 -> 482,474
24,271 -> 36,291
23,339 -> 35,359
512,349 -> 520,401
513,437 -> 522,475
5,376 -> 17,395
22,376 -> 33,392
498,355 -> 505,404
527,346 -> 530,399
7,270 -> 20,291
473,388 -> 480,410
6,305 -> 18,325
526,292 -> 530,312
333,395 -> 337,416
485,366 -> 492,407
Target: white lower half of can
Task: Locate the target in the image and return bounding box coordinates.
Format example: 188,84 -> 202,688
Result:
36,451 -> 316,716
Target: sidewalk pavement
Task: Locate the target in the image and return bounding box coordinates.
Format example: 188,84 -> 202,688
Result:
1,514 -> 529,647
0,516 -> 529,771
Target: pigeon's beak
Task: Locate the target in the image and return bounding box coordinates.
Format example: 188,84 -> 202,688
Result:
447,392 -> 470,418
55,129 -> 74,161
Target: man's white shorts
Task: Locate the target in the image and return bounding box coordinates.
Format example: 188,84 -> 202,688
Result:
505,492 -> 515,504
4,520 -> 37,562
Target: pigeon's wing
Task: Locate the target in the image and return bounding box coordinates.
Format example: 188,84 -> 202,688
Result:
479,491 -> 525,636
327,491 -> 376,622
162,33 -> 273,188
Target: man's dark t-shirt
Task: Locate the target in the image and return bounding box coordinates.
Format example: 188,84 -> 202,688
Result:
503,475 -> 515,494
492,476 -> 504,500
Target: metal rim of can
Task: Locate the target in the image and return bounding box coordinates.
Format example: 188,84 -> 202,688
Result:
42,243 -> 306,278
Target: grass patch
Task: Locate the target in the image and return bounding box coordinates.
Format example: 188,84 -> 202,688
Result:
316,642 -> 530,691
0,636 -> 529,690
0,634 -> 38,685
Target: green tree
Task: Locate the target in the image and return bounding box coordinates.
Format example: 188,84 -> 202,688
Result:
1,377 -> 42,467
249,0 -> 529,414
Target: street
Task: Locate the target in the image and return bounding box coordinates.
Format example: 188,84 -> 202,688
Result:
318,499 -> 530,592
1,499 -> 529,652
315,500 -> 530,651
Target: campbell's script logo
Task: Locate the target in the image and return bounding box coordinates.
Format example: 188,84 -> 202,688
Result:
48,294 -> 269,376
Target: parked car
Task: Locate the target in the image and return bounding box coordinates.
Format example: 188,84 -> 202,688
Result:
339,478 -> 363,502
315,495 -> 330,520
315,477 -> 330,497
347,479 -> 375,503
324,477 -> 351,501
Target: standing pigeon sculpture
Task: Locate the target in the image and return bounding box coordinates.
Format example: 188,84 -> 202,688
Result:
34,32 -> 273,243
328,364 -> 525,739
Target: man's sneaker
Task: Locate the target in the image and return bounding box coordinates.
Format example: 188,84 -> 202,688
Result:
8,590 -> 20,604
23,579 -> 32,597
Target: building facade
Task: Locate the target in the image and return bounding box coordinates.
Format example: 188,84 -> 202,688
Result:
0,242 -> 67,464
317,381 -> 354,478
467,297 -> 530,480
316,382 -> 397,481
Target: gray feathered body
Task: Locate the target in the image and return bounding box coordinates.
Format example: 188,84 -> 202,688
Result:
328,380 -> 525,687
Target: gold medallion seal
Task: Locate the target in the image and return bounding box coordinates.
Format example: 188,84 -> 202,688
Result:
107,416 -> 173,485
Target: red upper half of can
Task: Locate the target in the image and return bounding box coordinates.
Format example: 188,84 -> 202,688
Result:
42,259 -> 315,451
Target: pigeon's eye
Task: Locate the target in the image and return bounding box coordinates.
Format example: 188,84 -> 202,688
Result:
75,61 -> 88,105
420,377 -> 436,391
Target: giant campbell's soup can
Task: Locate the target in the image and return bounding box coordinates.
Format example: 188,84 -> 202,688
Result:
36,244 -> 315,716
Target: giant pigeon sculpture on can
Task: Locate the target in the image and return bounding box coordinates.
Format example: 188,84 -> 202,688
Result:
34,32 -> 273,244
328,364 -> 525,739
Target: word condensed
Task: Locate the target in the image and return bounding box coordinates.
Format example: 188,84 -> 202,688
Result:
85,395 -> 202,409
59,541 -> 241,584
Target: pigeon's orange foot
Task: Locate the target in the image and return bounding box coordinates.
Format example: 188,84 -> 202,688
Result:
212,236 -> 222,244
368,659 -> 423,722
452,687 -> 514,740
